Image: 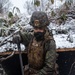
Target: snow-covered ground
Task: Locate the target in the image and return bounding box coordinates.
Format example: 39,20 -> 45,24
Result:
0,42 -> 25,52
54,34 -> 75,49
0,17 -> 75,52
0,19 -> 75,52
0,18 -> 75,52
0,33 -> 75,52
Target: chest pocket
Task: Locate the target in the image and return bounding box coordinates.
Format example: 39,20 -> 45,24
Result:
28,39 -> 45,70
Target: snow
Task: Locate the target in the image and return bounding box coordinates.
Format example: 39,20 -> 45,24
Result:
0,43 -> 25,52
49,19 -> 75,49
0,0 -> 75,52
0,17 -> 75,52
52,0 -> 65,9
11,0 -> 26,13
54,34 -> 75,49
0,19 -> 75,52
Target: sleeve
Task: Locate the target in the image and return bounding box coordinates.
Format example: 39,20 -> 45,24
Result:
36,39 -> 57,75
19,31 -> 33,47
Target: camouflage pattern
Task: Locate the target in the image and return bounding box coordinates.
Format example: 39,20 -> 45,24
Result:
28,38 -> 46,70
29,11 -> 50,28
19,28 -> 58,75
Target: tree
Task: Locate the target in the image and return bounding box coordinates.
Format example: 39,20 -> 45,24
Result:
0,0 -> 12,14
24,1 -> 34,15
23,0 -> 58,17
65,0 -> 73,8
24,0 -> 45,15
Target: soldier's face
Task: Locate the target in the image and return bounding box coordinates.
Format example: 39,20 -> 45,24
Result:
34,28 -> 45,41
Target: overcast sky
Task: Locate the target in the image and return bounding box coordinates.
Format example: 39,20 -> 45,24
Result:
11,0 -> 27,13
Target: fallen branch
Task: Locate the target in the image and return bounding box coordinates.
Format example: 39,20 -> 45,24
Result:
0,29 -> 20,47
50,15 -> 75,20
0,51 -> 15,62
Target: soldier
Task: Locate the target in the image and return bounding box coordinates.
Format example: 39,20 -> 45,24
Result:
13,11 -> 58,75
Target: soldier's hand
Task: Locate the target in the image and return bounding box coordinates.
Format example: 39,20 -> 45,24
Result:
24,65 -> 29,75
13,34 -> 21,44
24,65 -> 29,71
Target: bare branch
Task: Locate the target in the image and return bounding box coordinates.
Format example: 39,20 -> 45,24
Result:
0,51 -> 15,61
0,29 -> 20,47
0,0 -> 12,13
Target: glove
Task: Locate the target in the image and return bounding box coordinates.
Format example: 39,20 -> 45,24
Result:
13,34 -> 21,44
24,65 -> 29,75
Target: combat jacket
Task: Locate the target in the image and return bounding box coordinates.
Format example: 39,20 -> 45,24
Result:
19,29 -> 57,75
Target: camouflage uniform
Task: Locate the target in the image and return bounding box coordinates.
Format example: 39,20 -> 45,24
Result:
19,28 -> 58,75
13,11 -> 58,75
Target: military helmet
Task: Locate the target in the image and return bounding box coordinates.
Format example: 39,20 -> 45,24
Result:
29,11 -> 50,28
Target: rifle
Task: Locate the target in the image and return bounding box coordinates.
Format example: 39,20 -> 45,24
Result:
17,41 -> 24,75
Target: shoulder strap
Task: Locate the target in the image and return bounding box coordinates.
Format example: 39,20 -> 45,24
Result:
43,28 -> 54,52
44,28 -> 54,40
